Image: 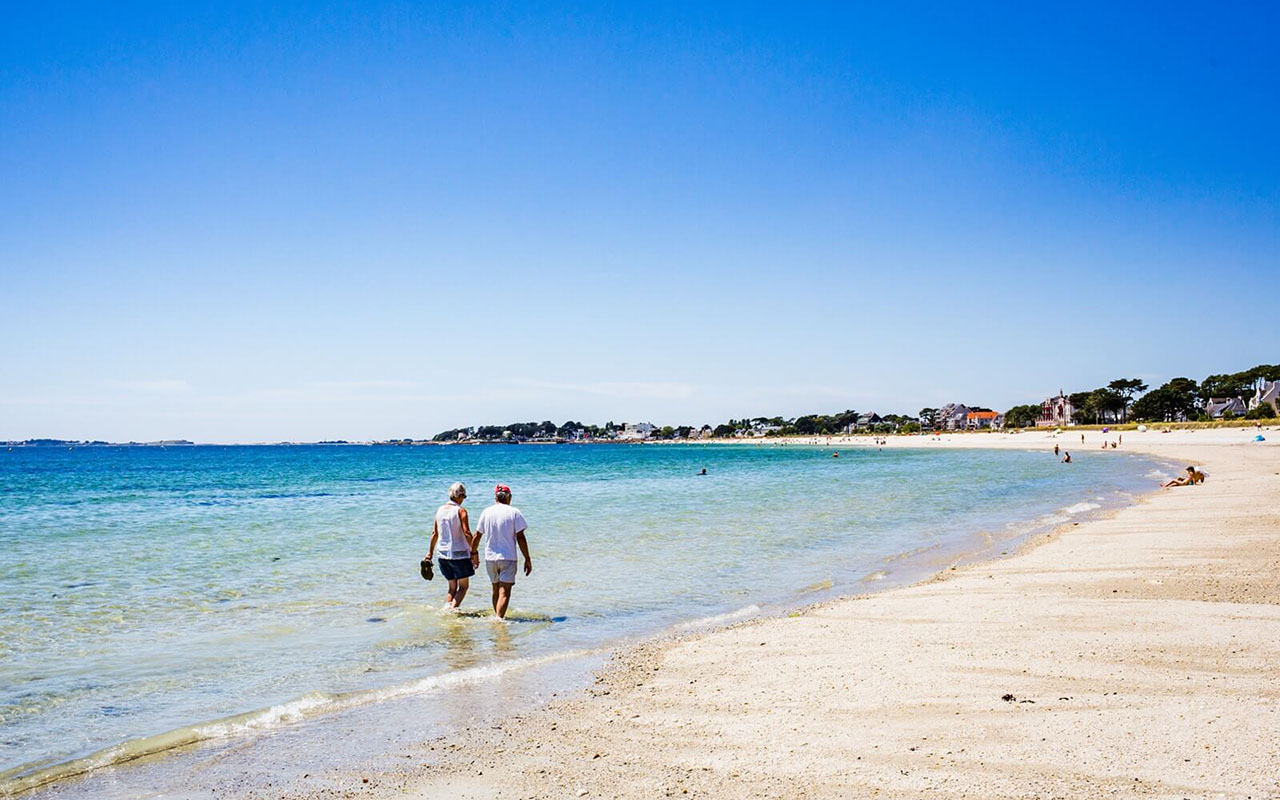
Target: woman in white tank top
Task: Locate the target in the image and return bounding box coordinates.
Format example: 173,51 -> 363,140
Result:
426,482 -> 476,609
434,499 -> 469,557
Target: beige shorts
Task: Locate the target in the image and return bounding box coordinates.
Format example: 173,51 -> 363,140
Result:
486,559 -> 517,584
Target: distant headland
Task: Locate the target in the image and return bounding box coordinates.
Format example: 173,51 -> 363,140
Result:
3,439 -> 196,448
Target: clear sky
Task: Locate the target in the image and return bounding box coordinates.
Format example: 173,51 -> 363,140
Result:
2,2 -> 1277,442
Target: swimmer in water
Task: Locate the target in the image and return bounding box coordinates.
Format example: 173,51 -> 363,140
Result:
1061,452 -> 1072,463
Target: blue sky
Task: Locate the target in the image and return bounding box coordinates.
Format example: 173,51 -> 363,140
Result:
2,2 -> 1277,442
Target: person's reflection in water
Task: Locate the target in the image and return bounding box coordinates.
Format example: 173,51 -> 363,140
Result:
489,617 -> 515,657
439,612 -> 479,670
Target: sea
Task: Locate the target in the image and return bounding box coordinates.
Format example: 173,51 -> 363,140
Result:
0,441 -> 1171,797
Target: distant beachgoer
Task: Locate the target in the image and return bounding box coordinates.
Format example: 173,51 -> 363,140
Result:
426,482 -> 476,610
1061,452 -> 1072,463
1163,466 -> 1205,488
1110,441 -> 1117,449
698,468 -> 707,476
473,484 -> 532,620
1118,434 -> 1123,445
1054,444 -> 1060,457
1080,433 -> 1085,444
832,451 -> 839,458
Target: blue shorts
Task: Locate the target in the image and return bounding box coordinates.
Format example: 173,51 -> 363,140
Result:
437,556 -> 475,581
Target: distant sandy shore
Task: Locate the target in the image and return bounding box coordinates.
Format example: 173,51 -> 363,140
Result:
314,428 -> 1280,800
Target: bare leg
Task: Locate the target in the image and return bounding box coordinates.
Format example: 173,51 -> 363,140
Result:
453,577 -> 469,608
445,578 -> 460,608
494,584 -> 513,619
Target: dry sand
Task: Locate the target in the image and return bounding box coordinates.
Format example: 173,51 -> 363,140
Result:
325,429 -> 1280,799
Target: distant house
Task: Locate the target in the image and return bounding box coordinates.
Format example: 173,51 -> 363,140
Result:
856,412 -> 882,430
1205,397 -> 1247,419
1249,381 -> 1280,415
1037,392 -> 1074,428
618,422 -> 656,441
935,403 -> 971,431
965,410 -> 1000,430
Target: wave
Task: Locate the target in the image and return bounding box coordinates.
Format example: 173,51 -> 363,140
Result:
799,578 -> 835,594
0,648 -> 596,797
1061,501 -> 1101,515
674,604 -> 762,630
1022,501 -> 1099,531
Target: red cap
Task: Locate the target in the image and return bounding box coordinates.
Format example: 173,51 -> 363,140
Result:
495,484 -> 511,495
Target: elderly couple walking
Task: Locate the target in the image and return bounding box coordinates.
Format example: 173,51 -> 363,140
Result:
426,482 -> 532,619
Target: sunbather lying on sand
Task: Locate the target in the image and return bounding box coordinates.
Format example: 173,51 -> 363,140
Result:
1163,466 -> 1206,488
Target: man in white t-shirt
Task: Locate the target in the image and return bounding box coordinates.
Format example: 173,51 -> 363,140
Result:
472,484 -> 532,620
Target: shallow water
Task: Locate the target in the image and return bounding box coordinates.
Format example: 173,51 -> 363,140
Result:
0,442 -> 1161,792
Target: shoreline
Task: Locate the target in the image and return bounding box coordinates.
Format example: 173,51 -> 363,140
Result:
346,429 -> 1280,799
9,432 -> 1273,798
5,443 -> 1167,798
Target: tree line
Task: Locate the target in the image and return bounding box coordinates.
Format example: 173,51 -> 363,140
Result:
426,363 -> 1278,441
1017,364 -> 1279,426
432,411 -> 920,442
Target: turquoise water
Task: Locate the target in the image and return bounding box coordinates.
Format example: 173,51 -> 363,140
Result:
0,443 -> 1163,791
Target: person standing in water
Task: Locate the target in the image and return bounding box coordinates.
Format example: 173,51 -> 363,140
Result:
473,484 -> 532,620
426,482 -> 476,610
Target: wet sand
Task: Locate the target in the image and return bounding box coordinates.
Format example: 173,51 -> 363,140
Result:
295,430 -> 1280,799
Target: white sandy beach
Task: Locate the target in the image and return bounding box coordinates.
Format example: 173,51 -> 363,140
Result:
301,428 -> 1279,800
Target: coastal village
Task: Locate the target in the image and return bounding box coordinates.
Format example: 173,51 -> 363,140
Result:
416,366 -> 1280,445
